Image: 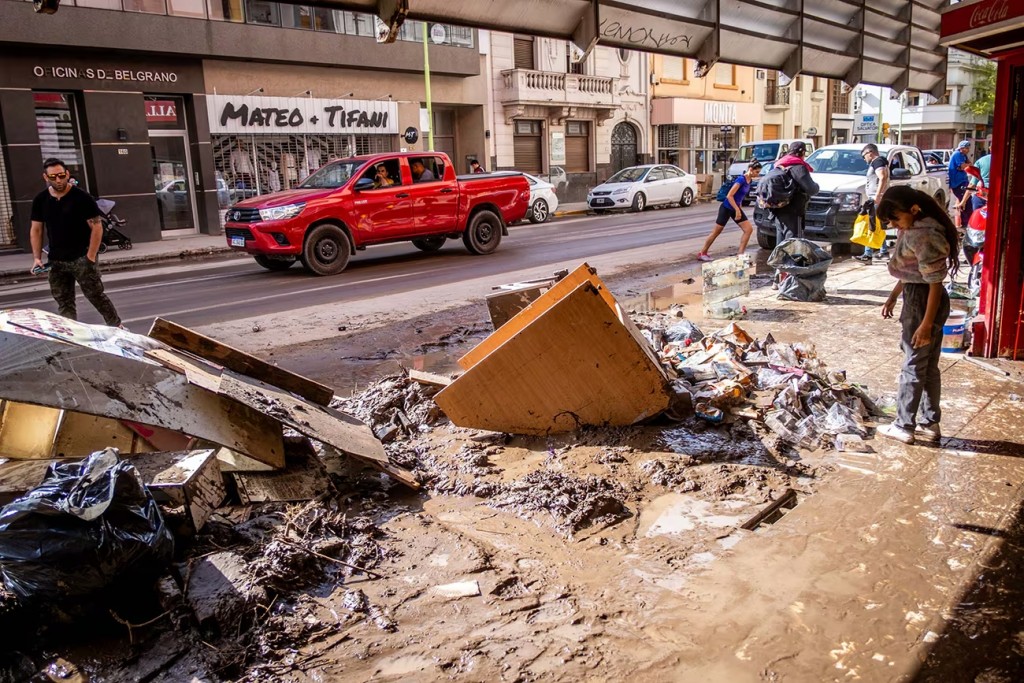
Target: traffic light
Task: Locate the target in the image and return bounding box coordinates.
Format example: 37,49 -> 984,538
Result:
882,123 -> 891,138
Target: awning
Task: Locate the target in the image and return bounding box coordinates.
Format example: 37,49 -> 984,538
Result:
940,0 -> 1024,56
317,0 -> 947,96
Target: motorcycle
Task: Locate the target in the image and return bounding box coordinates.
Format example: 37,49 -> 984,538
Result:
962,166 -> 986,296
96,199 -> 133,253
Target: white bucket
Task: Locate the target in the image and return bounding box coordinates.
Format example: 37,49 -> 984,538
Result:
941,310 -> 968,353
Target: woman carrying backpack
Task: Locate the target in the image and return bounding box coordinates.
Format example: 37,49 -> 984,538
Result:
876,186 -> 960,446
697,161 -> 762,262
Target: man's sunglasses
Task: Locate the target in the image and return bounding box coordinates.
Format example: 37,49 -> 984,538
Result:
45,172 -> 69,180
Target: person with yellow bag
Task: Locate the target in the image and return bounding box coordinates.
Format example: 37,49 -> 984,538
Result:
854,144 -> 890,262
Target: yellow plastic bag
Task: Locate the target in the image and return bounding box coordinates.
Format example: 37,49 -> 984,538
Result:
851,213 -> 886,250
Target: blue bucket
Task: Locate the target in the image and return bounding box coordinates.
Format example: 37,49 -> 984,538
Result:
941,310 -> 967,353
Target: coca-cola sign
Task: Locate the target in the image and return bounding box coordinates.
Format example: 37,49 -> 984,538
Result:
942,0 -> 1023,42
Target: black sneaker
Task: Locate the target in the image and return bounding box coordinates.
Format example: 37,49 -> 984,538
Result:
854,254 -> 872,262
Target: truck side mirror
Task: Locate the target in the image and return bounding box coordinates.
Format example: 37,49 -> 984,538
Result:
891,168 -> 912,180
354,178 -> 375,192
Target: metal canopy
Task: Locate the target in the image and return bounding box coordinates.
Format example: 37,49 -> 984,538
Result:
317,0 -> 947,95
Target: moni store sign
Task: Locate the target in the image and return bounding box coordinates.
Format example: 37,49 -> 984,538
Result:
208,95 -> 399,135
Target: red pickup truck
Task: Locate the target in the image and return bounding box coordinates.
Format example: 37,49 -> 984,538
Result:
223,152 -> 530,275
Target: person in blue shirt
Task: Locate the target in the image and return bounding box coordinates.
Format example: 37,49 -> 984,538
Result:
947,140 -> 972,228
697,160 -> 762,261
960,153 -> 991,214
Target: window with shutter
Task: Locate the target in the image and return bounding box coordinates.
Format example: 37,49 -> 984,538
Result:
513,37 -> 535,70
565,121 -> 590,172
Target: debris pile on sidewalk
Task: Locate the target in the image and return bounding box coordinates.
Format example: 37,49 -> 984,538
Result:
632,307 -> 880,454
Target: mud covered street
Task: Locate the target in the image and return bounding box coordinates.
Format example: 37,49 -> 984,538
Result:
3,254 -> 1024,683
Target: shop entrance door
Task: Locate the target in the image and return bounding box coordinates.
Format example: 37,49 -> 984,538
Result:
150,131 -> 198,236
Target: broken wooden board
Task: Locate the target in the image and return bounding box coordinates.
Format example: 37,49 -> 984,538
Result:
231,442 -> 330,504
702,254 -> 752,317
53,411 -> 153,458
0,329 -> 285,469
0,402 -> 62,459
435,280 -> 672,435
133,449 -> 226,533
214,446 -> 275,473
149,318 -> 334,406
0,459 -> 57,505
459,262 -> 666,380
407,369 -> 454,387
486,284 -> 550,330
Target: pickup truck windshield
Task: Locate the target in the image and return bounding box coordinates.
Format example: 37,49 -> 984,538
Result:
738,144 -> 780,162
608,167 -> 649,183
300,161 -> 364,189
806,149 -> 869,175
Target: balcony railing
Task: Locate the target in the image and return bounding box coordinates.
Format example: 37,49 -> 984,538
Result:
500,69 -> 618,107
766,86 -> 790,107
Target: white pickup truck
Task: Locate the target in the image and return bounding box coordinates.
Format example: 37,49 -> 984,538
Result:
754,143 -> 948,252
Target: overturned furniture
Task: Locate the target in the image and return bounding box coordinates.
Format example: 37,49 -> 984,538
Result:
434,263 -> 672,435
0,309 -> 415,494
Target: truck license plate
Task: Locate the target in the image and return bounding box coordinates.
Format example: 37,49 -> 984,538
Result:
230,236 -> 245,247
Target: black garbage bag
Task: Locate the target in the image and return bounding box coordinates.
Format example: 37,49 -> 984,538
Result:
767,238 -> 833,302
0,448 -> 173,600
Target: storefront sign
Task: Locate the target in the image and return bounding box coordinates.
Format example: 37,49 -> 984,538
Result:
550,131 -> 566,165
430,24 -> 447,44
32,65 -> 179,84
145,100 -> 178,123
704,102 -> 737,125
853,114 -> 878,135
404,127 -> 419,144
208,95 -> 399,135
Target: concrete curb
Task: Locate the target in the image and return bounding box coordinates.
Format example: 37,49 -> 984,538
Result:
0,245 -> 240,286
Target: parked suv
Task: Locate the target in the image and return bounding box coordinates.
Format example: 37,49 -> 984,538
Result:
753,143 -> 948,252
224,152 -> 530,275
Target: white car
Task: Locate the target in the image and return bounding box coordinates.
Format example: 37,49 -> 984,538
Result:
522,173 -> 559,223
587,164 -> 697,213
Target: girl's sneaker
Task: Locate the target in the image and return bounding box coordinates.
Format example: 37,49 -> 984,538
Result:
878,423 -> 915,445
915,423 -> 941,444
697,253 -> 713,262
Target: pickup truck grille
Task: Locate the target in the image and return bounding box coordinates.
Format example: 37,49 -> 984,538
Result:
592,190 -> 612,196
226,207 -> 262,223
807,192 -> 833,214
225,227 -> 255,241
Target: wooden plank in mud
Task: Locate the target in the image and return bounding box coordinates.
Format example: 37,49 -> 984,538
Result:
0,331 -> 286,469
148,318 -> 334,406
0,402 -> 62,459
435,280 -> 671,435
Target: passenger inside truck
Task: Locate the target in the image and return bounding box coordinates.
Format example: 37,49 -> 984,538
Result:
361,159 -> 401,188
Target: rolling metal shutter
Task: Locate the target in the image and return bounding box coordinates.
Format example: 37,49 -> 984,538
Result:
514,37 -> 535,70
513,135 -> 542,174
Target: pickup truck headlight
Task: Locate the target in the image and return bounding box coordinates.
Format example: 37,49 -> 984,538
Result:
834,192 -> 862,212
612,188 -> 629,195
259,202 -> 305,221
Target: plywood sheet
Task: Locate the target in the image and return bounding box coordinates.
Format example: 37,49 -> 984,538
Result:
435,281 -> 671,435
134,449 -> 226,532
53,412 -> 141,458
0,459 -> 55,505
0,331 -> 285,469
149,318 -> 334,406
0,402 -> 62,459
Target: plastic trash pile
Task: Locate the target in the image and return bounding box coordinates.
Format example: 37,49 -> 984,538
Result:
638,310 -> 880,453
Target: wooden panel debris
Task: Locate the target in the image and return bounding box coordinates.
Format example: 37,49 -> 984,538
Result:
408,369 -> 454,387
0,330 -> 286,469
435,280 -> 671,435
149,318 -> 334,406
0,402 -> 62,459
52,412 -> 150,458
486,284 -> 550,330
231,439 -> 330,504
133,449 -> 226,532
0,459 -> 54,505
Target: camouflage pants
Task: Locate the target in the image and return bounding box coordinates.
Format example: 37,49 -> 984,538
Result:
48,256 -> 122,327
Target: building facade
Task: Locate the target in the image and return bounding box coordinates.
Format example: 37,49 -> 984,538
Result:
486,33 -> 650,202
0,0 -> 485,251
754,71 -> 830,152
852,49 -> 992,154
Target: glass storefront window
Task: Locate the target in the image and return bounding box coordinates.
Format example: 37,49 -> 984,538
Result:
207,0 -> 244,21
75,0 -> 121,8
144,96 -> 186,130
123,0 -> 167,14
168,0 -> 206,18
312,7 -> 340,31
33,92 -> 89,192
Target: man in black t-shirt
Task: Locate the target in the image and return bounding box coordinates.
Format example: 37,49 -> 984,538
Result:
856,144 -> 890,262
30,158 -> 122,327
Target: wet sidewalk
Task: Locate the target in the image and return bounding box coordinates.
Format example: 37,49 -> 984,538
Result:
0,233 -> 235,285
639,257 -> 1024,681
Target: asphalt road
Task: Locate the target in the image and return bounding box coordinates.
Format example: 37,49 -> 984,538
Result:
0,203 -> 728,332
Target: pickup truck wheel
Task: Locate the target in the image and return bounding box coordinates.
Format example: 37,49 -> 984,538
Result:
529,199 -> 549,223
680,188 -> 694,207
412,237 -> 446,252
463,210 -> 502,255
302,224 -> 351,275
756,230 -> 777,250
631,192 -> 646,212
253,255 -> 296,271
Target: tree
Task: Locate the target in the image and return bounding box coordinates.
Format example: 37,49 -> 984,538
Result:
960,59 -> 996,118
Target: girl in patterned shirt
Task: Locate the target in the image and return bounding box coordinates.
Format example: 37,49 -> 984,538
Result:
875,186 -> 960,446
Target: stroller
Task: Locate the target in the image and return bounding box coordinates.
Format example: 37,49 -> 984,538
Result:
96,198 -> 132,253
